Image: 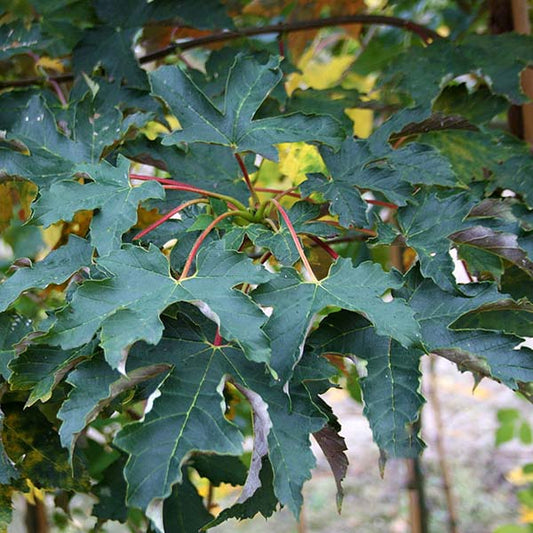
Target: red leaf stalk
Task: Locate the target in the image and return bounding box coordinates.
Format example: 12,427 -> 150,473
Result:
271,199 -> 318,282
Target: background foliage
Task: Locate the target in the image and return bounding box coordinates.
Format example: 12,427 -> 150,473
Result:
0,0 -> 532,531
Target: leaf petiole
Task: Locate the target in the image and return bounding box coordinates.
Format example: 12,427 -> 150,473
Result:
130,174 -> 249,212
179,210 -> 244,280
235,153 -> 260,207
133,198 -> 208,240
270,199 -> 318,282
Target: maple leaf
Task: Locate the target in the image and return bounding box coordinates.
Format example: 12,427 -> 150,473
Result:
252,259 -> 421,382
33,156 -> 164,255
309,310 -> 425,459
0,235 -> 93,313
115,305 -> 328,515
38,241 -> 273,366
150,54 -> 344,160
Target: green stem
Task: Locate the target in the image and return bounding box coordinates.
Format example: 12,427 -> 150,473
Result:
235,153 -> 260,207
271,199 -> 318,282
179,210 -> 242,280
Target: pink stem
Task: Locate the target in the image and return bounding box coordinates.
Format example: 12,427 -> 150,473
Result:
366,199 -> 398,209
179,211 -> 241,280
235,153 -> 260,206
308,235 -> 339,260
271,199 -> 318,282
213,329 -> 223,346
133,198 -> 206,240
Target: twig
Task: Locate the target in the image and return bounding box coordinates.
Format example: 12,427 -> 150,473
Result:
307,235 -> 339,260
0,15 -> 441,89
428,356 -> 459,533
133,198 -> 207,240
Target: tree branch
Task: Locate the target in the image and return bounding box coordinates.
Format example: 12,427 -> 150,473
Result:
0,14 -> 441,89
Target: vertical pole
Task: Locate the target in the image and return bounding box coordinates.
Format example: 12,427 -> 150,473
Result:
510,0 -> 533,145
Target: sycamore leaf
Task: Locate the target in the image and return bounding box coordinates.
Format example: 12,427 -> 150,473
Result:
0,235 -> 93,313
396,191 -> 476,292
252,259 -> 421,382
309,310 -> 425,459
92,456 -> 129,523
305,112 -> 457,225
203,457 -> 278,529
313,424 -> 348,512
2,403 -> 90,491
0,94 -> 139,192
116,304 -> 327,516
451,299 -> 533,338
0,313 -> 33,380
419,130 -> 533,204
384,34 -> 533,105
34,156 -> 164,255
0,411 -> 17,485
188,454 -> 247,487
150,55 -> 344,161
39,241 -> 273,366
123,139 -> 251,204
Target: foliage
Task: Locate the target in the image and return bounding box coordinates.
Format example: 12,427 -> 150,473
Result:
0,0 -> 532,531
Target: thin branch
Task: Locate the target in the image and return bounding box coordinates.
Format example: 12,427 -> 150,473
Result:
271,199 -> 318,282
0,15 -> 441,89
141,15 -> 441,64
427,356 -> 459,533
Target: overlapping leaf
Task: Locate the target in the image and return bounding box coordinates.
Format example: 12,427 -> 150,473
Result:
406,273 -> 533,388
0,235 -> 92,313
115,305 -> 328,516
303,108 -> 457,226
39,241 -> 273,366
396,191 -> 476,292
252,259 -> 421,382
150,54 -> 344,161
309,310 -> 425,459
33,157 -> 163,255
383,33 -> 533,105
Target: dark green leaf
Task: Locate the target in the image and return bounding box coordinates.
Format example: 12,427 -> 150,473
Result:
0,235 -> 92,313
39,241 -> 273,366
34,157 -> 164,255
162,469 -> 214,533
309,311 -> 425,459
150,55 -> 344,160
397,191 -> 476,291
253,259 -> 421,382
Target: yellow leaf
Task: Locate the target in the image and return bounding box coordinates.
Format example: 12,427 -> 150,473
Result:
287,47 -> 355,94
36,56 -> 65,73
520,506 -> 533,523
506,466 -> 533,486
278,142 -> 325,185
